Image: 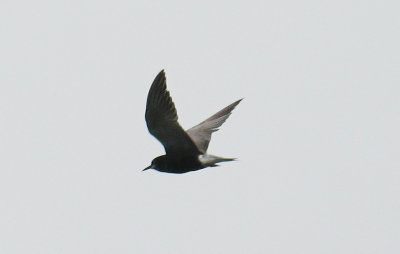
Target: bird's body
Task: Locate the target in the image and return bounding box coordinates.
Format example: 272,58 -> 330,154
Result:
147,155 -> 204,174
143,70 -> 241,174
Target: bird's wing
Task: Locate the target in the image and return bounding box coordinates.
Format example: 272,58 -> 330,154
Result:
186,99 -> 242,153
145,70 -> 200,155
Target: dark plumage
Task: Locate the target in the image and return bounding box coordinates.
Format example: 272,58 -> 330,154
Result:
143,70 -> 241,174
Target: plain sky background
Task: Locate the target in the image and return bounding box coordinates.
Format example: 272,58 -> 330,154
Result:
1,0 -> 399,253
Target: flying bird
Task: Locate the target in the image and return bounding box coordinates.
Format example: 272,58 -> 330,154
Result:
143,70 -> 242,174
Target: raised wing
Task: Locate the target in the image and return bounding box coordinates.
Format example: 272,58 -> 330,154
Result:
145,70 -> 200,155
186,99 -> 242,153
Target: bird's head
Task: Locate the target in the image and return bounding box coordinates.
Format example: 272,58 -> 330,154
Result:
143,155 -> 166,171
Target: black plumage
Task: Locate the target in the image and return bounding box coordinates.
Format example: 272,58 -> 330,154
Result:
143,70 -> 241,174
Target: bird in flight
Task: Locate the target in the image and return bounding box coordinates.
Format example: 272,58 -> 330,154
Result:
143,70 -> 242,174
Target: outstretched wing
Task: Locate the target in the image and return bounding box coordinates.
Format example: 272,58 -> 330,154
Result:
186,99 -> 242,153
145,70 -> 200,155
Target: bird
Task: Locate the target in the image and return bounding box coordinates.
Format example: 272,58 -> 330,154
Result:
143,70 -> 242,174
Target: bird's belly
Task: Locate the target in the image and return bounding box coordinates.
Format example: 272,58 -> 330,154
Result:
159,155 -> 204,174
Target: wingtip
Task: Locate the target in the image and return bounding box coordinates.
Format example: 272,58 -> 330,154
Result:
230,98 -> 243,108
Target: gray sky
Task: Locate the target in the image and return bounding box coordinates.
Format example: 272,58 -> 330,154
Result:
1,1 -> 399,253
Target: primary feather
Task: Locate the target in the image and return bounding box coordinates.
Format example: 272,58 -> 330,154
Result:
186,99 -> 242,152
145,70 -> 200,156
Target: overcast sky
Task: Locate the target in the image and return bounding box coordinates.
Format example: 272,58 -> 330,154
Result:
1,1 -> 399,253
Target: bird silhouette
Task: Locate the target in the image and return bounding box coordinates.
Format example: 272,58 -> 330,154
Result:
143,70 -> 242,173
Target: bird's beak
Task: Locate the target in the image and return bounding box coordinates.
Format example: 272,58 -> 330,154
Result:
143,165 -> 152,171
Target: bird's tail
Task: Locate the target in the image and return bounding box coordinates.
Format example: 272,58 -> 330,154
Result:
198,154 -> 236,167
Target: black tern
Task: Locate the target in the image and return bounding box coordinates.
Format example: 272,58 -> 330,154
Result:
143,70 -> 242,174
